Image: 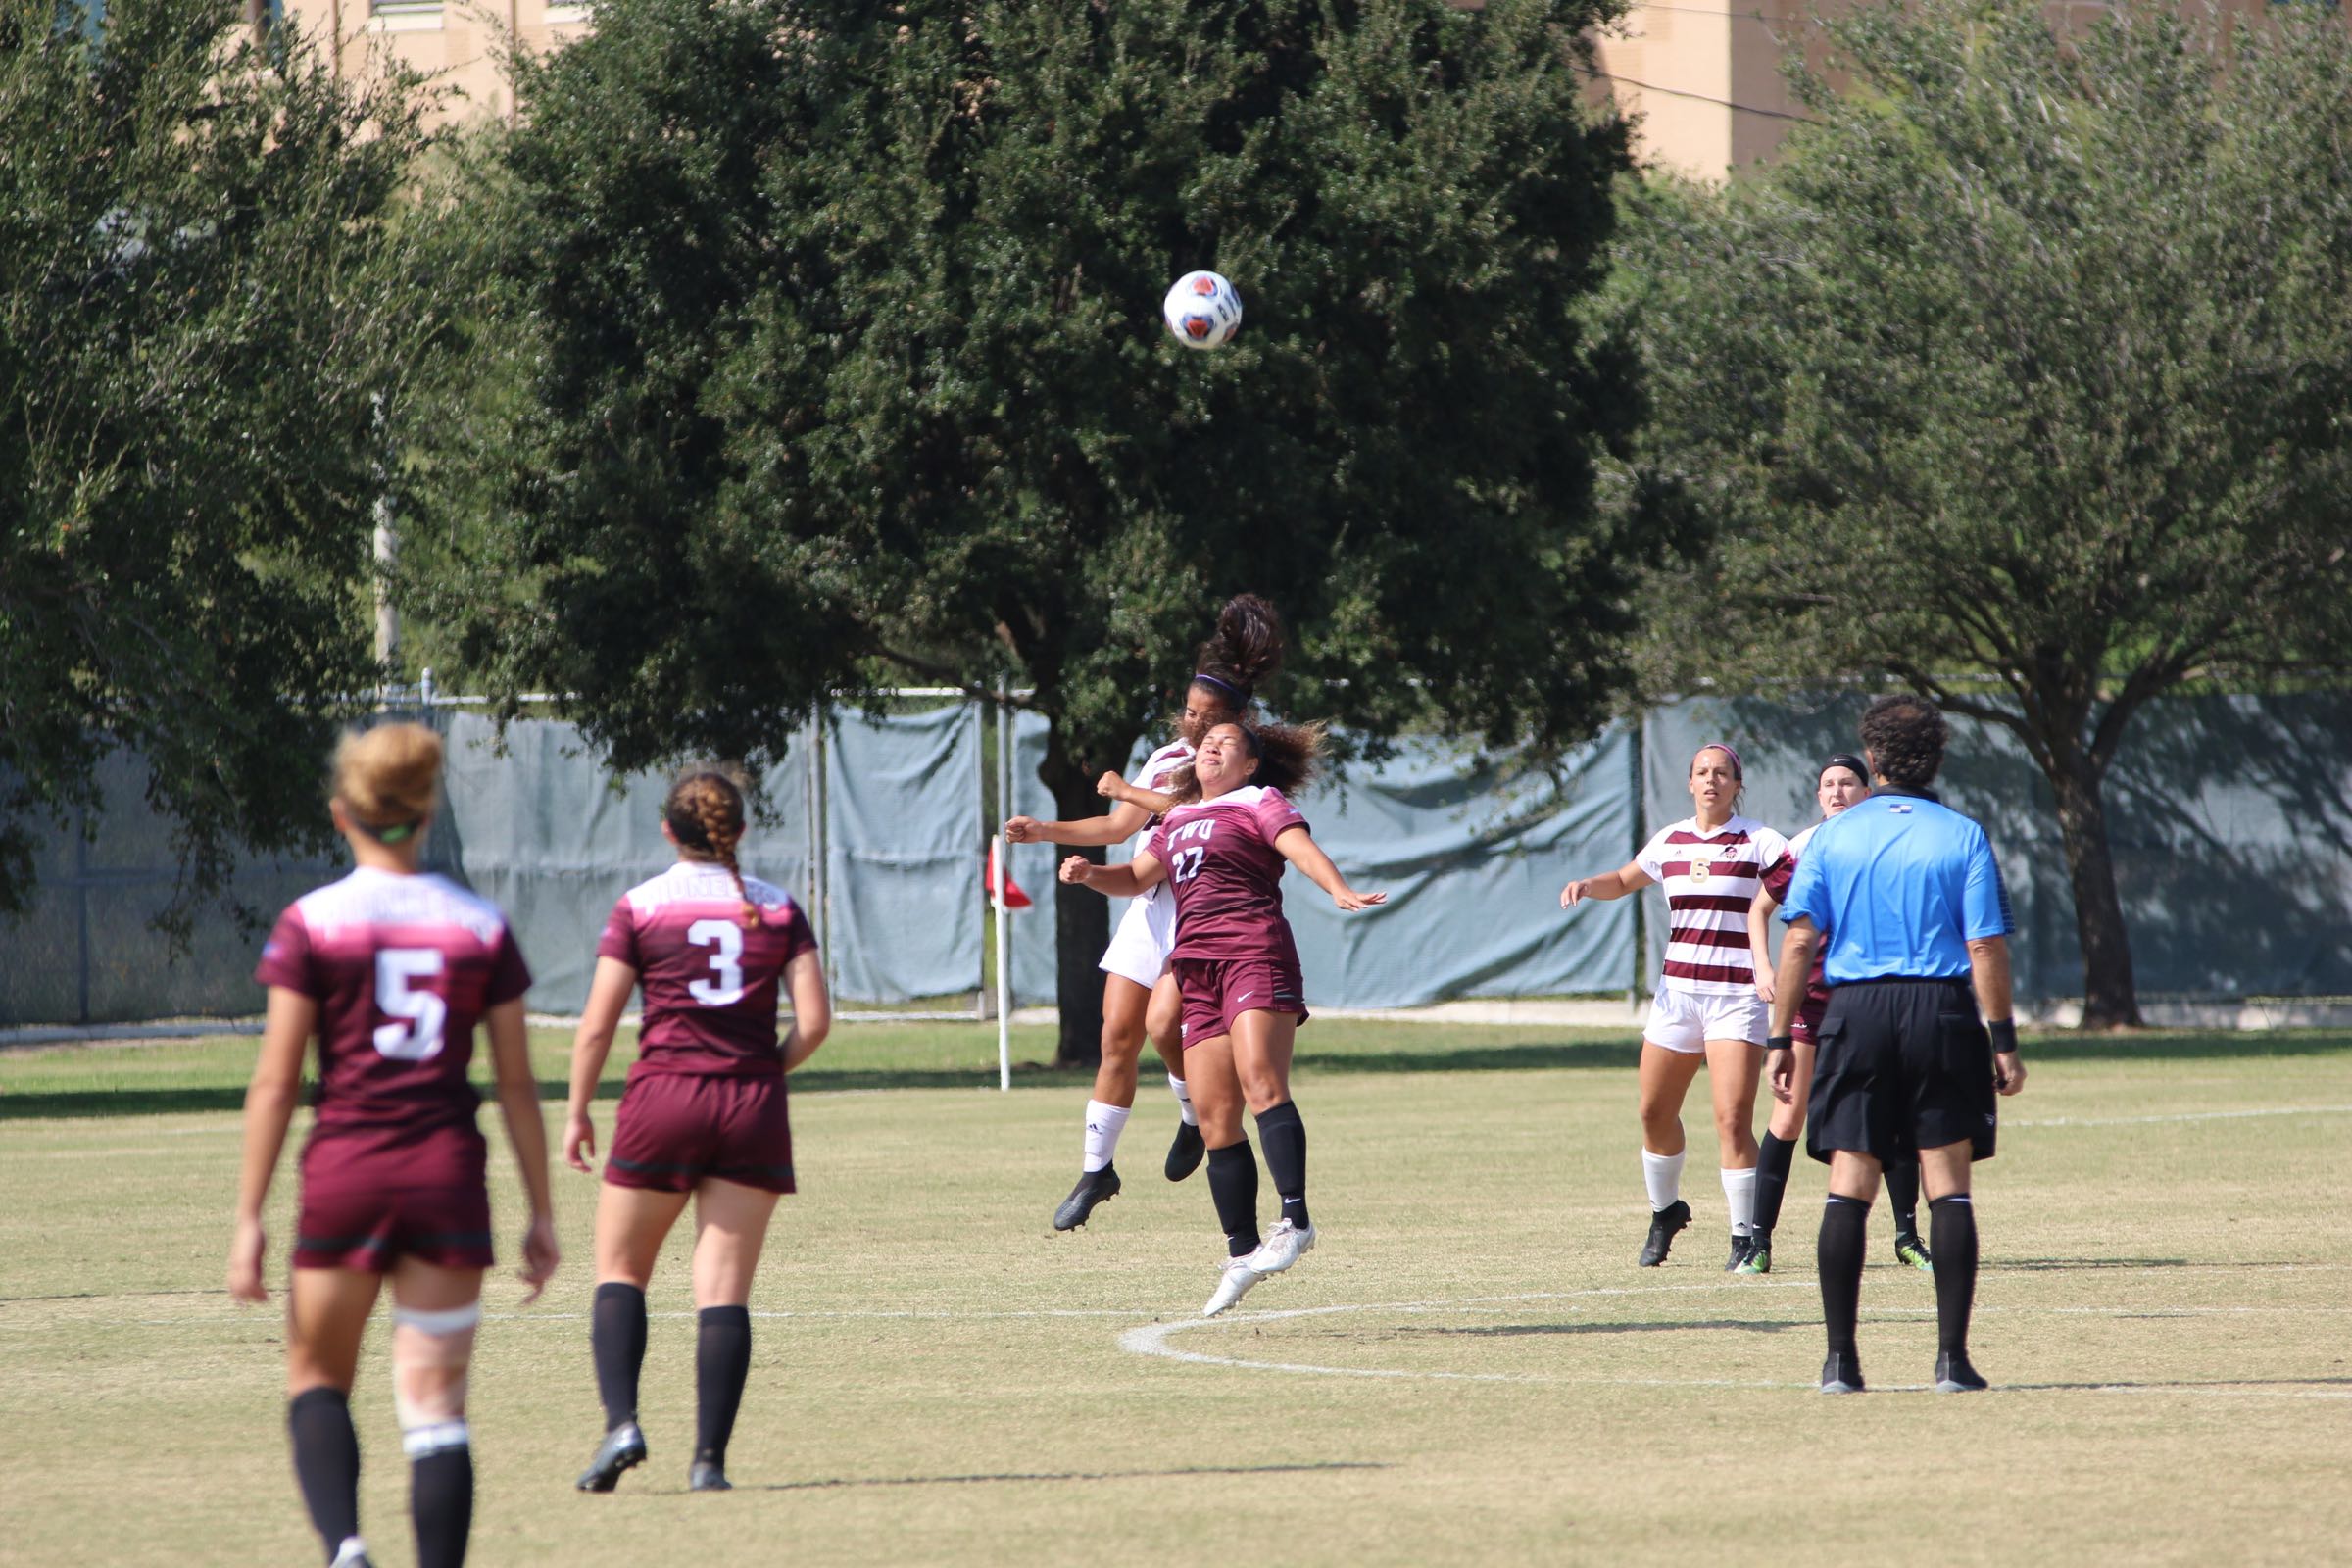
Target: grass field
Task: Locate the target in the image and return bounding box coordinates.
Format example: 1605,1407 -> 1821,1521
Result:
5,1021 -> 2350,1566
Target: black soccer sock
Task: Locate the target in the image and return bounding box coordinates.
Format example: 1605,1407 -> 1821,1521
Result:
1818,1195 -> 1871,1355
1253,1101 -> 1309,1233
694,1305 -> 753,1469
1886,1160 -> 1922,1234
409,1444 -> 473,1568
591,1281 -> 649,1432
1752,1131 -> 1796,1238
1205,1139 -> 1262,1257
288,1387 -> 363,1561
1929,1195 -> 1981,1356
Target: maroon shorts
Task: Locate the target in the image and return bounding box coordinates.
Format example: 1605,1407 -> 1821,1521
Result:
606,1070 -> 795,1194
1172,956 -> 1309,1048
1791,995 -> 1830,1045
293,1127 -> 493,1272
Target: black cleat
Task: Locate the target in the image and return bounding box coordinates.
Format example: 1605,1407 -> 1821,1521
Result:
688,1461 -> 733,1492
1820,1350 -> 1866,1394
1725,1233 -> 1756,1272
1053,1164 -> 1121,1230
1165,1120 -> 1205,1182
575,1421 -> 647,1492
1934,1351 -> 1988,1393
1638,1199 -> 1691,1266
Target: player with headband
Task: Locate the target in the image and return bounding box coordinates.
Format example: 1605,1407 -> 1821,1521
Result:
229,722 -> 558,1568
1560,742 -> 1789,1270
1741,754 -> 1931,1274
1004,594 -> 1285,1231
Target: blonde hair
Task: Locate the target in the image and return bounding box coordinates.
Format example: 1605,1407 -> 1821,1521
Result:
664,769 -> 758,929
333,723 -> 442,840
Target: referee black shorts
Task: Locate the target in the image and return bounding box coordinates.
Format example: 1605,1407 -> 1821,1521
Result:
1806,978 -> 1997,1166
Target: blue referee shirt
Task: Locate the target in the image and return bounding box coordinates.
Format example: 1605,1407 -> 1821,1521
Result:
1779,788 -> 2013,984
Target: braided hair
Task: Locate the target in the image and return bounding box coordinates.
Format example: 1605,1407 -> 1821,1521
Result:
664,769 -> 759,929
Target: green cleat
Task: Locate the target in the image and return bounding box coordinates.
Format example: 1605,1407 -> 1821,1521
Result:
1735,1233 -> 1772,1275
1893,1230 -> 1935,1272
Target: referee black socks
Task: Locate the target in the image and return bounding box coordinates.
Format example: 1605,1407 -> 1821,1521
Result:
1818,1194 -> 1871,1355
1929,1195 -> 1980,1355
1886,1160 -> 1922,1236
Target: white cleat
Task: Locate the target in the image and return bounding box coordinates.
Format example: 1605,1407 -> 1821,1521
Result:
1248,1218 -> 1317,1275
1202,1256 -> 1265,1317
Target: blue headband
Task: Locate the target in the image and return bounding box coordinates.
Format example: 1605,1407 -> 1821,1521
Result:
1193,671 -> 1245,700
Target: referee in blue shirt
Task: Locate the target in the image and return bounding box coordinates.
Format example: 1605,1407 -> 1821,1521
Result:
1767,696 -> 2026,1394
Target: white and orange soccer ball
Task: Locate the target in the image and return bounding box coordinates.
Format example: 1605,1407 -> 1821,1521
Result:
1162,270 -> 1243,350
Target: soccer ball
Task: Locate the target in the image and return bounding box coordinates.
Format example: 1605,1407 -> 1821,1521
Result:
1162,270 -> 1243,350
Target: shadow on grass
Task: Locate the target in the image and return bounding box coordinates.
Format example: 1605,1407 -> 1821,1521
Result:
726,1460 -> 1392,1494
7,1027 -> 2346,1121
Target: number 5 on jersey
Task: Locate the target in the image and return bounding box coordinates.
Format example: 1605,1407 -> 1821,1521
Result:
374,948 -> 449,1060
688,919 -> 747,1006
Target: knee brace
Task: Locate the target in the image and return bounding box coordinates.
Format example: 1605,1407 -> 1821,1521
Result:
391,1301 -> 479,1457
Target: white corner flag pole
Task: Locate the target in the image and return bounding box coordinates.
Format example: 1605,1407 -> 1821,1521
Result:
996,684 -> 1013,1093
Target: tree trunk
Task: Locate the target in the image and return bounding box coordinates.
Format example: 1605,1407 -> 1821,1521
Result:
1037,723 -> 1118,1067
2047,759 -> 2144,1029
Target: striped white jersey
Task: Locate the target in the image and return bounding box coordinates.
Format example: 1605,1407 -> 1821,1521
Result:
1636,814 -> 1791,996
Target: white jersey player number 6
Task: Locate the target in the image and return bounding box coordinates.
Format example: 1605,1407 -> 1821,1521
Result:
373,948 -> 449,1060
687,919 -> 747,1007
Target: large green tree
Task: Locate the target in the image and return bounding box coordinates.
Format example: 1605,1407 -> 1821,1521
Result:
425,0 -> 1666,1058
1616,0 -> 2352,1027
0,0 -> 440,934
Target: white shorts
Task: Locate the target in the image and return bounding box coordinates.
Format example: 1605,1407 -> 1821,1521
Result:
1642,987 -> 1767,1054
1098,887 -> 1176,991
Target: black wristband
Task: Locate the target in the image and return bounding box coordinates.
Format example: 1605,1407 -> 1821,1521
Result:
1987,1018 -> 2018,1054
1766,1035 -> 1793,1054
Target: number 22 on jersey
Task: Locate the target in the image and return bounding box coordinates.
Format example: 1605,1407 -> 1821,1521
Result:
688,918 -> 747,1007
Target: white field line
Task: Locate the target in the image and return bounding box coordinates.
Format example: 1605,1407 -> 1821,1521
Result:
1116,1284 -> 2352,1400
2008,1104 -> 2352,1129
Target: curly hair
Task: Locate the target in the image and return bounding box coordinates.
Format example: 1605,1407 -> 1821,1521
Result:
1190,593 -> 1286,716
664,768 -> 759,929
1167,717 -> 1326,802
1857,696 -> 1948,788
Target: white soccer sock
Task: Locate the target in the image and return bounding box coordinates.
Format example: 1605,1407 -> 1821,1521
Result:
1167,1072 -> 1199,1128
1642,1149 -> 1686,1211
1721,1164 -> 1758,1237
1081,1101 -> 1131,1172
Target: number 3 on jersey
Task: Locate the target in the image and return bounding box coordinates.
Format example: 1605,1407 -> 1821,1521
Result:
374,949 -> 448,1060
688,919 -> 747,1007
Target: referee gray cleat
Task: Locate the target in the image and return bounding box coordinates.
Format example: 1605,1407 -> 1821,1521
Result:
1638,1199 -> 1691,1266
1053,1164 -> 1121,1230
1820,1350 -> 1866,1394
575,1420 -> 647,1492
688,1461 -> 732,1492
1934,1351 -> 1988,1393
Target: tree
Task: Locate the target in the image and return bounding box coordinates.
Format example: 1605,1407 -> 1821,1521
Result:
0,0 -> 442,935
422,0 -> 1668,1060
1613,0 -> 2352,1028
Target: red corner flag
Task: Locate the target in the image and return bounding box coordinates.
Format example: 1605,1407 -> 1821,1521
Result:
986,843 -> 1034,908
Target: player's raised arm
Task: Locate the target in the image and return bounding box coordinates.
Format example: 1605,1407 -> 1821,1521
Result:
1004,796 -> 1153,848
1061,850 -> 1168,899
1273,825 -> 1385,911
1560,860 -> 1652,908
